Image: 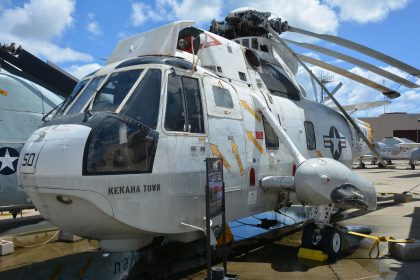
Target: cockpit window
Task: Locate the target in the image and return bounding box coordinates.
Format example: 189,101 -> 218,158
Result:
85,115 -> 158,175
66,75 -> 106,115
92,69 -> 143,112
164,74 -> 204,133
259,62 -> 300,101
165,75 -> 185,132
54,78 -> 89,117
120,69 -> 162,130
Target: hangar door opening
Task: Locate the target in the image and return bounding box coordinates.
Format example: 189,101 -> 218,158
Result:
393,130 -> 420,143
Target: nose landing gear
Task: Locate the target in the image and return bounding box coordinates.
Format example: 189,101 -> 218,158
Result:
301,205 -> 343,259
322,226 -> 342,259
302,223 -> 342,259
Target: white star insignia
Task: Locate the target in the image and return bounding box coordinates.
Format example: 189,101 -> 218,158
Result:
331,137 -> 341,155
0,148 -> 19,172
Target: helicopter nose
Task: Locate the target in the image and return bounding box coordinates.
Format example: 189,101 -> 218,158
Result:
17,124 -> 116,235
19,124 -> 91,178
18,114 -> 160,242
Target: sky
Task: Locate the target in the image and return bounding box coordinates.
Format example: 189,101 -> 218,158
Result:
0,0 -> 419,117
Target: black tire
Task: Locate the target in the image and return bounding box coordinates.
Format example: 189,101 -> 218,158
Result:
360,162 -> 365,169
411,163 -> 415,170
322,227 -> 342,259
11,211 -> 18,219
301,223 -> 319,249
378,162 -> 384,168
387,160 -> 392,165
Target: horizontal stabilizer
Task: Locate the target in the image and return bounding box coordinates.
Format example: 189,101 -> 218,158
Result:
289,26 -> 420,76
284,39 -> 419,89
297,54 -> 401,99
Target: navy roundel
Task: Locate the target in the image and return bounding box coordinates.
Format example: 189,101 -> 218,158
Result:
0,147 -> 20,175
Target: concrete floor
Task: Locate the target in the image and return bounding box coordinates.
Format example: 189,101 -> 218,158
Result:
1,160 -> 419,279
184,160 -> 420,280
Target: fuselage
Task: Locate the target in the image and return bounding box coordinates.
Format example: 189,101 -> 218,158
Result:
17,22 -> 370,251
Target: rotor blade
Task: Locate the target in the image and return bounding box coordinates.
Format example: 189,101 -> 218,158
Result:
288,26 -> 420,76
298,54 -> 401,99
265,25 -> 389,168
322,82 -> 342,103
327,100 -> 391,112
0,46 -> 78,97
283,38 -> 419,89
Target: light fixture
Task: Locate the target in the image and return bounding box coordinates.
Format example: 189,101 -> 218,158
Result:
56,195 -> 73,205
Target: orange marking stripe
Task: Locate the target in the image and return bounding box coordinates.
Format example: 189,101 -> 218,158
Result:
210,144 -> 232,172
240,100 -> 262,122
246,130 -> 264,154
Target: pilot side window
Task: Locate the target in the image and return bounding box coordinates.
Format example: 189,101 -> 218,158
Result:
165,74 -> 204,133
304,121 -> 316,150
263,117 -> 279,150
212,86 -> 233,109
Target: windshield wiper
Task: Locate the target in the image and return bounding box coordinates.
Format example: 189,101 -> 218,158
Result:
82,88 -> 100,122
42,100 -> 65,122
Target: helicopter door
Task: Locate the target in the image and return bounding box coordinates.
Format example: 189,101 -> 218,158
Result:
161,72 -> 207,195
203,75 -> 246,191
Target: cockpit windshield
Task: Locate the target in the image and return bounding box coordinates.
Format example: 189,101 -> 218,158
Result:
56,67 -> 163,131
65,75 -> 106,115
54,78 -> 89,117
91,69 -> 143,112
120,69 -> 162,129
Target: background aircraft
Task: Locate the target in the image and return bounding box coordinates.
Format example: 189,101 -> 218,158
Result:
363,137 -> 420,169
0,44 -> 77,217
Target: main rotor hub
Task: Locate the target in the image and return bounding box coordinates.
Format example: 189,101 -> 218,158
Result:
209,8 -> 289,40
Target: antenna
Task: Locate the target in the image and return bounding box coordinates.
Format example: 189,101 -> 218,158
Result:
318,72 -> 334,101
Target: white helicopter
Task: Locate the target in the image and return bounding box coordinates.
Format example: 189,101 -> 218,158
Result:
17,9 -> 419,258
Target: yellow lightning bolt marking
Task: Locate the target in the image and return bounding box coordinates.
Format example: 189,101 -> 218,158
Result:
246,130 -> 264,154
217,223 -> 233,246
316,150 -> 324,157
229,139 -> 245,176
0,89 -> 8,96
210,144 -> 232,172
240,100 -> 262,122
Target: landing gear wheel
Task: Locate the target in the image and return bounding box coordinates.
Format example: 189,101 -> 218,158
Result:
411,163 -> 415,170
301,223 -> 319,249
322,227 -> 342,259
378,162 -> 384,168
11,210 -> 18,219
359,162 -> 365,169
387,160 -> 392,165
